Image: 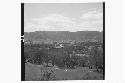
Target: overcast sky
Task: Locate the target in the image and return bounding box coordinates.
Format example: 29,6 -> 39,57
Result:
24,3 -> 103,32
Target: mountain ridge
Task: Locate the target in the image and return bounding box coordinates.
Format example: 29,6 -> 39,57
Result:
24,31 -> 103,42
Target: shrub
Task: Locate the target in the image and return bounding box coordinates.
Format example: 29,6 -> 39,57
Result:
40,68 -> 56,81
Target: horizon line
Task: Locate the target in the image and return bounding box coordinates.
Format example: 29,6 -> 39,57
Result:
24,30 -> 103,33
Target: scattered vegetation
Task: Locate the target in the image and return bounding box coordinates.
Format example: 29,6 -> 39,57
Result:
40,68 -> 56,81
24,40 -> 104,80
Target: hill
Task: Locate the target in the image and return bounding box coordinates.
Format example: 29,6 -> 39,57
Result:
24,31 -> 103,42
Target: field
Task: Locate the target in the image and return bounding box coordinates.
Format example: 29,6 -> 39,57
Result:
25,62 -> 103,81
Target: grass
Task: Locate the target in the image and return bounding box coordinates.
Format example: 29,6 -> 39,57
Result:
25,62 -> 103,81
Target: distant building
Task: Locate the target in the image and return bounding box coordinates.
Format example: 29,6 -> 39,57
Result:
75,54 -> 89,57
54,42 -> 64,48
70,53 -> 89,57
55,43 -> 64,48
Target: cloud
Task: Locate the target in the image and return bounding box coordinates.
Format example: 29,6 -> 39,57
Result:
32,14 -> 77,31
24,13 -> 103,32
33,14 -> 74,24
81,10 -> 103,20
24,23 -> 38,32
79,10 -> 103,31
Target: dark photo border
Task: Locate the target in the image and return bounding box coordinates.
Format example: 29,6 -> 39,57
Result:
103,2 -> 105,80
21,3 -> 25,81
21,2 -> 105,81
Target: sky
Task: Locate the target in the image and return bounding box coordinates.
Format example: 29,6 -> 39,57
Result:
24,3 -> 103,32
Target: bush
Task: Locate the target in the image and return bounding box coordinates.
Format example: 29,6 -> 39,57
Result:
40,68 -> 56,81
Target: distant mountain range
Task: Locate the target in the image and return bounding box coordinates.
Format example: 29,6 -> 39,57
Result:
24,31 -> 103,42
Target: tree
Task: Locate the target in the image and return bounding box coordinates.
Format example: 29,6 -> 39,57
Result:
24,51 -> 29,62
32,50 -> 43,65
77,56 -> 88,67
88,46 -> 103,72
32,49 -> 50,65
